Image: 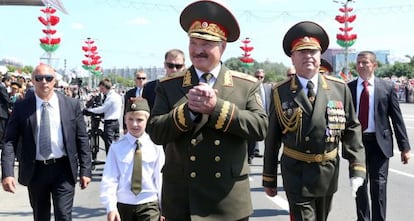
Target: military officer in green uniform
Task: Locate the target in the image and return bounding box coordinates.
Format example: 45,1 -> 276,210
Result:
146,1 -> 268,221
262,21 -> 366,221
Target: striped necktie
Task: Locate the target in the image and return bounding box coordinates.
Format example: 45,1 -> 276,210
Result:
39,102 -> 52,159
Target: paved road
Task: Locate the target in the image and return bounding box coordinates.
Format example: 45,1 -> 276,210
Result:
1,103 -> 414,221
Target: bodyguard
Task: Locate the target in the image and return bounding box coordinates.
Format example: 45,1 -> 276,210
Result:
262,21 -> 366,221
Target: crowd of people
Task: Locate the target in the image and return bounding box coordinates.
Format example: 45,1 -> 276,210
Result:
0,1 -> 412,221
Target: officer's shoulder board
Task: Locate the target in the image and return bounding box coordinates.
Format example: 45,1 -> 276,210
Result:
324,75 -> 345,84
159,70 -> 187,83
229,70 -> 258,83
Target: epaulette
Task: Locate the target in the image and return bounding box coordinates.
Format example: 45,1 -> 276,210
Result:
159,71 -> 186,83
324,75 -> 345,84
229,70 -> 257,83
273,78 -> 291,88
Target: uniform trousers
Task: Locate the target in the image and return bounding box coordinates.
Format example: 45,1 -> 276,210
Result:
286,193 -> 333,221
356,133 -> 389,221
117,201 -> 160,221
103,119 -> 120,154
28,157 -> 75,221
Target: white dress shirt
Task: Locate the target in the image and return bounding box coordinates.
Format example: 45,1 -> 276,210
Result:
87,89 -> 123,120
297,74 -> 319,97
195,63 -> 221,86
356,77 -> 376,133
100,132 -> 165,213
35,93 -> 65,160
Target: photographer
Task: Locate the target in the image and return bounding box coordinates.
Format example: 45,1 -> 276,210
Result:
85,78 -> 122,154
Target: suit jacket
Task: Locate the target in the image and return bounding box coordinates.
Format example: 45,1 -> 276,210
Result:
0,84 -> 11,120
142,79 -> 159,111
348,77 -> 411,157
263,74 -> 366,197
261,82 -> 272,114
1,92 -> 92,186
147,65 -> 268,221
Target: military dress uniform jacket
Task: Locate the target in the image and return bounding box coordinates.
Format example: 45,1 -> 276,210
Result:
263,74 -> 366,197
146,65 -> 268,221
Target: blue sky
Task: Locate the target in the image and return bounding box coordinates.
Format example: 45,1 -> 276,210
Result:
1,0 -> 413,71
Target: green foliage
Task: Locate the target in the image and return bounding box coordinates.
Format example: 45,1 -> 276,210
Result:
223,58 -> 289,83
5,65 -> 33,75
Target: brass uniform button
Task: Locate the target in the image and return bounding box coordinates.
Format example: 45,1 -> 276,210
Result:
305,136 -> 310,142
191,139 -> 197,145
215,172 -> 221,178
190,156 -> 196,161
214,156 -> 221,162
214,140 -> 220,146
190,172 -> 196,178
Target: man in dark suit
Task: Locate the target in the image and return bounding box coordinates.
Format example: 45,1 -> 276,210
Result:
263,21 -> 366,221
1,64 -> 92,221
248,69 -> 271,164
146,1 -> 268,220
0,74 -> 12,150
142,48 -> 186,111
123,70 -> 147,132
348,51 -> 411,221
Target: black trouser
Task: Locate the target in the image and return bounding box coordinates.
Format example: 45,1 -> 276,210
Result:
28,157 -> 75,221
356,134 -> 389,221
103,120 -> 120,154
248,139 -> 259,160
117,201 -> 160,221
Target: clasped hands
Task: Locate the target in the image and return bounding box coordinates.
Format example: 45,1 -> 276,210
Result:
188,83 -> 217,115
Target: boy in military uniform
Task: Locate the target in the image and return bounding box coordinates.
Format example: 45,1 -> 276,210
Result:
146,1 -> 268,220
100,98 -> 165,221
262,21 -> 366,221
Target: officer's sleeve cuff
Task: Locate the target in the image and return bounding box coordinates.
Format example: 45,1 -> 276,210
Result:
262,173 -> 277,188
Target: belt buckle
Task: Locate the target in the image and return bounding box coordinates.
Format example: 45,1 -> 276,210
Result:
314,154 -> 323,163
43,158 -> 56,165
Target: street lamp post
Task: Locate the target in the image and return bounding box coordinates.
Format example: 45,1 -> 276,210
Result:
334,0 -> 357,81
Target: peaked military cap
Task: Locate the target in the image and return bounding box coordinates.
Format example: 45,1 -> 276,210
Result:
180,0 -> 240,42
320,58 -> 333,74
125,98 -> 150,113
283,21 -> 329,57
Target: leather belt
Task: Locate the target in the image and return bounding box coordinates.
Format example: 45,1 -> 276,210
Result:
283,146 -> 337,164
36,157 -> 67,165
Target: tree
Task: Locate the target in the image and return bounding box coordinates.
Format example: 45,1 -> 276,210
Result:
223,57 -> 288,83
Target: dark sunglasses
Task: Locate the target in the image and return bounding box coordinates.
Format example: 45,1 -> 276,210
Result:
255,76 -> 264,79
136,77 -> 146,80
165,62 -> 184,69
34,75 -> 54,82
